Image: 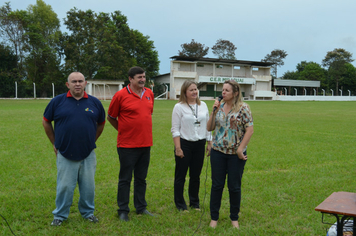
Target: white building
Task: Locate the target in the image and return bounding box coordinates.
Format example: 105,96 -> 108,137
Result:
83,57 -> 355,101
86,80 -> 124,100
153,56 -> 275,100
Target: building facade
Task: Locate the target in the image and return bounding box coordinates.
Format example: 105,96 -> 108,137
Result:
154,56 -> 275,100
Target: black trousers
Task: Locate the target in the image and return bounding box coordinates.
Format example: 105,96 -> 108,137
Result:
174,138 -> 206,210
117,147 -> 150,214
210,149 -> 246,221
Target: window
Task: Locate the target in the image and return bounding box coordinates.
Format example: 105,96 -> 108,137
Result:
216,65 -> 223,68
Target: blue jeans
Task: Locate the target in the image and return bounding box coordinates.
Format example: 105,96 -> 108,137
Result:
210,149 -> 246,221
117,147 -> 150,214
52,150 -> 96,220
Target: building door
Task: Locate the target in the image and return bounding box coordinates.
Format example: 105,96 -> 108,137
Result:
200,84 -> 216,97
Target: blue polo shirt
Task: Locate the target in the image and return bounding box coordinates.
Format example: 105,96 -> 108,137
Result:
43,91 -> 106,161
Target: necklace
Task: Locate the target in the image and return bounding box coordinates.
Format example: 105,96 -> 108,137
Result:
187,103 -> 198,119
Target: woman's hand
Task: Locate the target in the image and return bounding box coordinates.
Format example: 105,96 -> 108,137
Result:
237,149 -> 247,161
206,141 -> 212,157
212,100 -> 221,115
175,148 -> 184,158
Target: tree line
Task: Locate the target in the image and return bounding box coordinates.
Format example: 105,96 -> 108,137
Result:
178,39 -> 237,60
0,0 -> 159,97
1,0 -> 355,98
178,40 -> 356,96
280,48 -> 355,96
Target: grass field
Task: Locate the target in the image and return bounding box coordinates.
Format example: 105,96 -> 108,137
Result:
0,99 -> 355,235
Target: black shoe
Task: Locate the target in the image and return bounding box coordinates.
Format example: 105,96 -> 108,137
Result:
87,215 -> 99,223
51,219 -> 63,226
118,212 -> 129,222
138,209 -> 155,217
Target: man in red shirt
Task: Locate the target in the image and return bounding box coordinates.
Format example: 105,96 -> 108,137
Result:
107,66 -> 154,222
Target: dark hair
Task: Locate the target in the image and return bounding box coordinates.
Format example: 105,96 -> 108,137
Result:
128,66 -> 145,78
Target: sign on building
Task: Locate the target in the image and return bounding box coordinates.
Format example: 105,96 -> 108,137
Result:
199,76 -> 256,85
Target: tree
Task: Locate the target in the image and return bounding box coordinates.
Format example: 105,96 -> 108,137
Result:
211,39 -> 236,59
283,61 -> 327,92
262,49 -> 288,79
62,8 -> 102,80
23,0 -> 63,97
178,39 -> 209,58
131,29 -> 159,80
0,43 -> 17,71
322,48 -> 354,95
297,62 -> 325,80
341,63 -> 356,94
282,70 -> 299,80
296,61 -> 309,73
0,43 -> 18,97
299,61 -> 327,91
63,9 -> 159,83
92,10 -> 134,81
325,62 -> 356,95
0,2 -> 27,73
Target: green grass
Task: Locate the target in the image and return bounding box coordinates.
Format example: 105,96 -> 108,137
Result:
0,99 -> 355,235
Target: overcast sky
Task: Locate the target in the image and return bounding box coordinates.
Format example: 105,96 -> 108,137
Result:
6,0 -> 356,77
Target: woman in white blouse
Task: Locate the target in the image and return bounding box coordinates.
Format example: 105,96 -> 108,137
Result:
171,80 -> 212,211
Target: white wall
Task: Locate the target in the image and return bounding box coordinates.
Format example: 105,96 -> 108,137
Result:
86,80 -> 124,100
276,95 -> 356,101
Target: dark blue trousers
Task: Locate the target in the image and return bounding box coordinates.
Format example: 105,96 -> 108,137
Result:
117,147 -> 150,214
210,149 -> 246,221
174,138 -> 206,210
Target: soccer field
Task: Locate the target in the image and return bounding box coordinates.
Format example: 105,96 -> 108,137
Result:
0,99 -> 355,235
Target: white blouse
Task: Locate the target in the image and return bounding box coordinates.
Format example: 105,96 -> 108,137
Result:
171,101 -> 212,142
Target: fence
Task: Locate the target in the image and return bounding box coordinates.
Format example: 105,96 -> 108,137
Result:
0,82 -> 69,99
273,88 -> 356,101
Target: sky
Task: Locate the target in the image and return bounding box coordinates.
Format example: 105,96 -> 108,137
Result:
5,0 -> 356,77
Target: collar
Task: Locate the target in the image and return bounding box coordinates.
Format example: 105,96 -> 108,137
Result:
126,84 -> 146,95
66,90 -> 88,99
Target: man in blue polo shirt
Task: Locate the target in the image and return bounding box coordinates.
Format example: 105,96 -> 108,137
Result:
43,72 -> 105,226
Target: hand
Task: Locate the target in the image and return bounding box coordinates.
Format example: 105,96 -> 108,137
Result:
206,141 -> 212,157
175,148 -> 184,158
212,100 -> 220,114
237,150 -> 247,161
53,145 -> 58,156
206,146 -> 211,157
